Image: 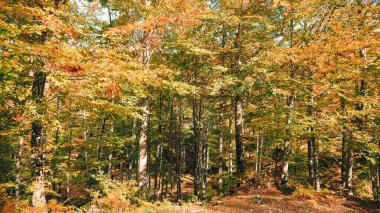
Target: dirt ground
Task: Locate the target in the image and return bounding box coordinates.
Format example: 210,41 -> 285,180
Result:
172,184 -> 380,213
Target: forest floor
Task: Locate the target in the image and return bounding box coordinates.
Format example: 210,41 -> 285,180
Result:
170,183 -> 380,213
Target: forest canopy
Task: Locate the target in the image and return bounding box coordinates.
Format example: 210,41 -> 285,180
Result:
0,0 -> 380,212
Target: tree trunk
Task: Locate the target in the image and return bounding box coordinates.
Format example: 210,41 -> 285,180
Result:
138,98 -> 149,191
346,134 -> 353,196
282,90 -> 294,186
307,138 -> 314,185
235,95 -> 245,174
108,151 -> 113,178
202,121 -> 209,198
137,1 -> 152,189
370,163 -> 378,200
15,136 -> 23,200
147,115 -> 151,192
234,19 -> 245,175
341,98 -> 347,188
169,99 -> 174,197
378,139 -> 380,200
97,118 -> 107,172
128,118 -> 137,181
193,97 -> 200,197
66,114 -> 73,198
218,98 -> 224,192
228,99 -> 233,175
307,72 -> 316,187
31,70 -> 47,209
55,98 -> 61,144
259,133 -> 263,172
155,94 -> 164,198
311,132 -> 320,191
176,99 -> 183,201
281,19 -> 296,187
255,132 -> 259,173
108,92 -> 115,178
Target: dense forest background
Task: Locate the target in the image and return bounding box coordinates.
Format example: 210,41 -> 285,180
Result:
1,0 -> 380,212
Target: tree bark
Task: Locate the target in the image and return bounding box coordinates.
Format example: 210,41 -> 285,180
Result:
378,139 -> 380,200
307,138 -> 314,185
235,95 -> 245,174
281,19 -> 296,187
282,81 -> 295,186
202,120 -> 209,198
346,134 -> 353,196
31,70 -> 47,209
311,131 -> 320,191
155,94 -> 164,198
138,23 -> 151,191
128,118 -> 137,181
255,132 -> 259,173
341,98 -> 348,188
169,99 -> 174,196
256,131 -> 264,173
370,163 -> 378,200
138,98 -> 149,191
193,97 -> 201,197
108,91 -> 115,178
218,98 -> 224,191
259,133 -> 263,173
228,99 -> 233,175
15,136 -> 23,200
176,99 -> 183,201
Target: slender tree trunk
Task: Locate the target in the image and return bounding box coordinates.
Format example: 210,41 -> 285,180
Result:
67,106 -> 73,198
137,5 -> 152,190
281,20 -> 296,187
51,98 -> 60,195
169,99 -> 174,197
15,136 -> 23,200
128,118 -> 137,181
234,19 -> 245,175
159,125 -> 166,198
157,135 -> 164,198
202,121 -> 209,198
341,98 -> 348,188
97,118 -> 107,172
176,99 -> 183,201
82,110 -> 89,177
108,151 -> 113,178
218,98 -> 224,192
307,138 -> 314,185
55,98 -> 60,144
228,99 -> 233,175
378,139 -> 380,200
311,132 -> 320,191
346,138 -> 353,196
259,133 -> 263,173
307,73 -> 316,187
256,132 -> 259,173
193,97 -> 200,197
198,100 -> 205,199
85,151 -> 89,177
108,91 -> 115,178
106,7 -> 114,180
31,70 -> 47,209
138,98 -> 149,190
282,90 -> 294,187
370,163 -> 378,200
155,94 -> 164,198
235,95 -> 245,174
147,115 -> 151,192
282,95 -> 294,185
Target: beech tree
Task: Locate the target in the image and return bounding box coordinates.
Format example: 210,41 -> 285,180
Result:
1,0 -> 380,211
